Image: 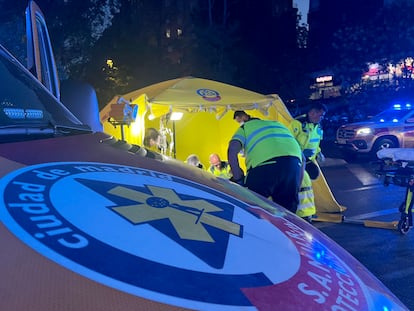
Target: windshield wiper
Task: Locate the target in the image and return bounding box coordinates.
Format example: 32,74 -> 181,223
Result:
54,124 -> 92,135
0,125 -> 55,143
0,122 -> 92,143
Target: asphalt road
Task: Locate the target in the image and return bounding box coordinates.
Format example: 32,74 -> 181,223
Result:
315,142 -> 414,309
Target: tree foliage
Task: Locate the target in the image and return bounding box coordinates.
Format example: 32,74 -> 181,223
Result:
332,1 -> 414,87
0,0 -> 121,79
0,0 -> 309,108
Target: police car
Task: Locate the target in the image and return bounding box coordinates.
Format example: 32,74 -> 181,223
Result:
336,103 -> 414,156
0,1 -> 408,310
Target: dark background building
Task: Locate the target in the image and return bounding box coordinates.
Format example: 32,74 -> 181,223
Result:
307,0 -> 384,71
2,0 -> 413,115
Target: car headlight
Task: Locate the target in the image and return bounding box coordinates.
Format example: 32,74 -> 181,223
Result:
356,127 -> 373,135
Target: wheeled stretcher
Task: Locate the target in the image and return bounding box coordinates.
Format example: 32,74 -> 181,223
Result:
375,148 -> 414,234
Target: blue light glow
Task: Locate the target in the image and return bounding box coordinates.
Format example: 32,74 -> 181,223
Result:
3,108 -> 44,119
392,102 -> 412,110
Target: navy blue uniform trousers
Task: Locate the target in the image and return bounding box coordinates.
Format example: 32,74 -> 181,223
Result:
245,156 -> 301,213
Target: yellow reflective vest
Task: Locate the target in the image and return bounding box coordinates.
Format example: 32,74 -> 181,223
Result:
289,117 -> 323,161
231,119 -> 302,170
289,116 -> 322,218
296,171 -> 316,217
208,162 -> 232,178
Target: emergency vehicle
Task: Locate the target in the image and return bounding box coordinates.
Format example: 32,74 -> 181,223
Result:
336,103 -> 414,156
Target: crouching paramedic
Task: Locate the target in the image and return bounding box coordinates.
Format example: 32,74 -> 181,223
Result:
228,111 -> 303,214
289,103 -> 327,222
208,153 -> 232,178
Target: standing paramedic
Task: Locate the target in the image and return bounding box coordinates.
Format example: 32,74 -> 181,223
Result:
228,111 -> 303,214
289,103 -> 327,222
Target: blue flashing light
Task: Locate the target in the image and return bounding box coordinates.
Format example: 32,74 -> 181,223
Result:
3,108 -> 43,119
4,108 -> 25,119
25,109 -> 44,119
392,102 -> 412,110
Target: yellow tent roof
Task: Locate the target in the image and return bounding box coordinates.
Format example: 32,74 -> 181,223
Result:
115,76 -> 281,118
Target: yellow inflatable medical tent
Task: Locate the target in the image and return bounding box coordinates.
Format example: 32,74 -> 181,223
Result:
100,76 -> 344,214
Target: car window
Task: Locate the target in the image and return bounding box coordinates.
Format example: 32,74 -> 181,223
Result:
26,0 -> 60,99
0,45 -> 86,130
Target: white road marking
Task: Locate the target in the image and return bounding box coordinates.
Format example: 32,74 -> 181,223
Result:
347,208 -> 399,220
347,164 -> 380,186
342,184 -> 383,192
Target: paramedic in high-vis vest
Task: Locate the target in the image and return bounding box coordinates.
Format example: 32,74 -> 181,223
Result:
289,103 -> 327,222
208,153 -> 232,178
228,111 -> 303,214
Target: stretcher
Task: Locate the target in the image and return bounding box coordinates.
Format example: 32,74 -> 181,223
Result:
375,148 -> 414,234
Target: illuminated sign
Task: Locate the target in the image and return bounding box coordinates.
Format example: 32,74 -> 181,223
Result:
316,75 -> 333,83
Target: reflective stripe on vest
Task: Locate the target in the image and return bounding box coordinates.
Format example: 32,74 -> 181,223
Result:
291,119 -> 323,160
209,164 -> 232,178
232,119 -> 302,169
296,172 -> 316,217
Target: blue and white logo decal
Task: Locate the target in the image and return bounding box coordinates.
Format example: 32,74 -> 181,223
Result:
196,88 -> 221,102
0,162 -> 300,310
